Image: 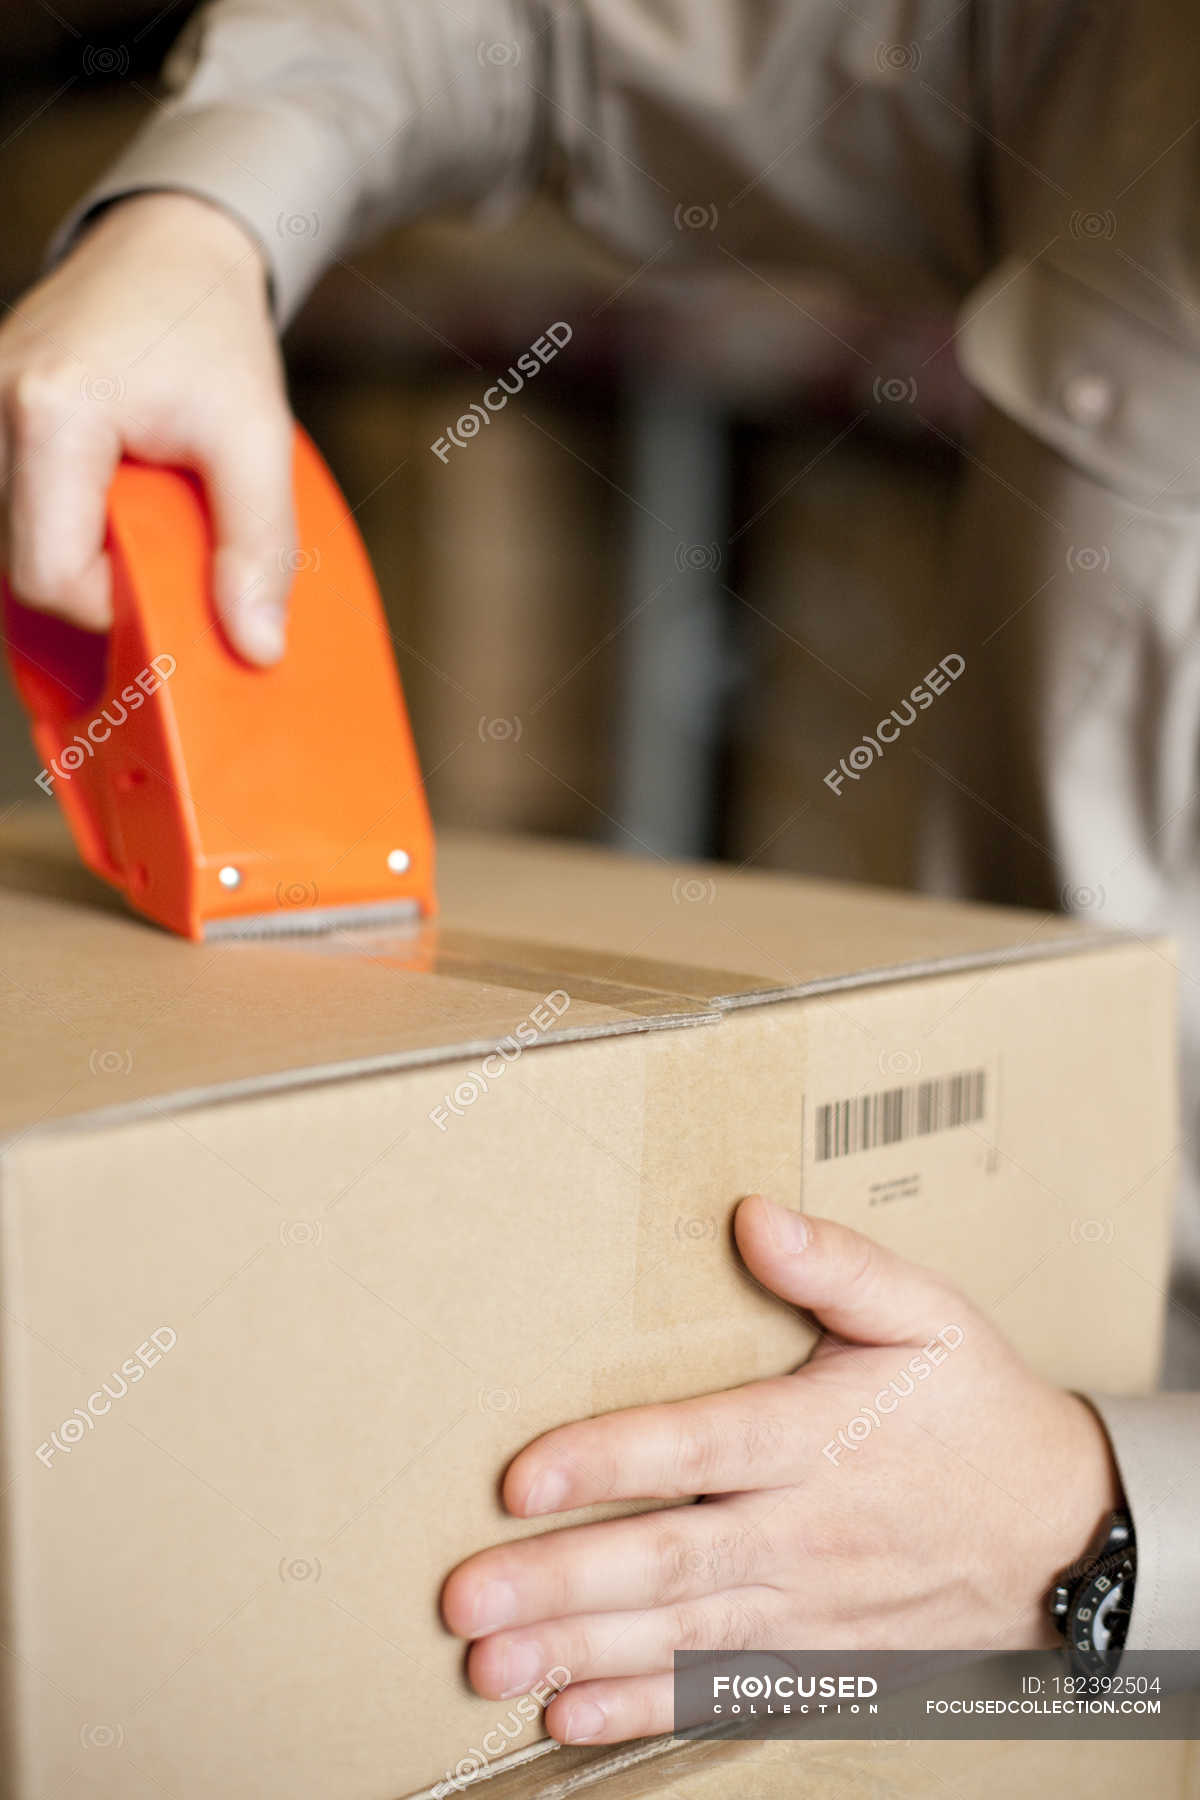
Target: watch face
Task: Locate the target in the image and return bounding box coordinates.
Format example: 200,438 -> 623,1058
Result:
1067,1547 -> 1136,1676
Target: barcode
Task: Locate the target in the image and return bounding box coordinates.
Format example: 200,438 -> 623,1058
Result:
814,1068 -> 986,1162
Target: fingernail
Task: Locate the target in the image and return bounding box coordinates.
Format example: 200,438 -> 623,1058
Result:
499,1640 -> 545,1698
762,1197 -> 810,1253
561,1699 -> 606,1743
524,1468 -> 569,1515
236,603 -> 287,665
471,1579 -> 518,1635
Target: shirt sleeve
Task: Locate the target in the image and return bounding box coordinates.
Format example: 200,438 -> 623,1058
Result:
49,0 -> 984,326
48,0 -> 559,323
1085,1391 -> 1200,1650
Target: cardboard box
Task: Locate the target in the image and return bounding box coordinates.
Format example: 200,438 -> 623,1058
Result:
0,815 -> 1178,1799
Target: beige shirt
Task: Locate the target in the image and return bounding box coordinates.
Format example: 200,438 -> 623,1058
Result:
57,0 -> 1200,1650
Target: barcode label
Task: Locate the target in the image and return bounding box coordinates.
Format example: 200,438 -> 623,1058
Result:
814,1068 -> 986,1162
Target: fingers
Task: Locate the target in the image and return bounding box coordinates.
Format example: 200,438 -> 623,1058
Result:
467,1587 -> 783,1701
5,369 -> 120,629
0,191 -> 295,658
734,1196 -> 959,1346
496,1205 -> 966,1519
503,1376 -> 809,1514
443,1501 -> 775,1638
1,364 -> 296,662
445,1200 -> 977,1758
546,1673 -> 675,1745
196,408 -> 295,666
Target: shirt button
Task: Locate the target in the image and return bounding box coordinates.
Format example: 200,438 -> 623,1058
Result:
1061,371 -> 1115,427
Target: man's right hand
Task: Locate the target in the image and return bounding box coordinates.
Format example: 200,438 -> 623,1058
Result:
0,191 -> 295,665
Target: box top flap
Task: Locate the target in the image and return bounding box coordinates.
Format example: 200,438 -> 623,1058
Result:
0,814 -> 1112,1139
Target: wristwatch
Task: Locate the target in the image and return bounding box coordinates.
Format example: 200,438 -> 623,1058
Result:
1048,1509 -> 1136,1676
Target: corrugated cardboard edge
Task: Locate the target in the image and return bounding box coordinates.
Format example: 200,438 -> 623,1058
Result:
707,931 -> 1152,1007
0,926 -> 1157,1150
0,1011 -> 719,1146
401,1730 -> 752,1800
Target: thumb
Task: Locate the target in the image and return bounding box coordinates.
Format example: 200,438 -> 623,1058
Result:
197,410 -> 296,666
733,1194 -> 958,1347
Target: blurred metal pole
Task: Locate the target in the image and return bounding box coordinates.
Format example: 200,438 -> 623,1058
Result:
612,378 -> 730,858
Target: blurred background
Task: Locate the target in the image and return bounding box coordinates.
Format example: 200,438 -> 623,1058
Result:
0,1 -> 981,888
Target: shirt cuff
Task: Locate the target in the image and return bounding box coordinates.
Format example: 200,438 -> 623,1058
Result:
1085,1391 -> 1200,1650
46,101 -> 358,324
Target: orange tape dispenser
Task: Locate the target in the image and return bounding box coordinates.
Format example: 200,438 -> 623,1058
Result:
3,426 -> 435,940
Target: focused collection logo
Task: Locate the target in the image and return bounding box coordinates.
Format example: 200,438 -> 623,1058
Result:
824,654 -> 965,796
35,654 -> 176,793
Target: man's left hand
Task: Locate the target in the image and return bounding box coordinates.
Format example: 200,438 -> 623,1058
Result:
443,1194 -> 1121,1745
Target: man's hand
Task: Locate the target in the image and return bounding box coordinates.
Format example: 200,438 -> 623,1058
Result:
0,191 -> 294,663
443,1195 -> 1121,1745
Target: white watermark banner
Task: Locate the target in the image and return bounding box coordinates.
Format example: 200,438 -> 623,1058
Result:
675,1652 -> 1200,1739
